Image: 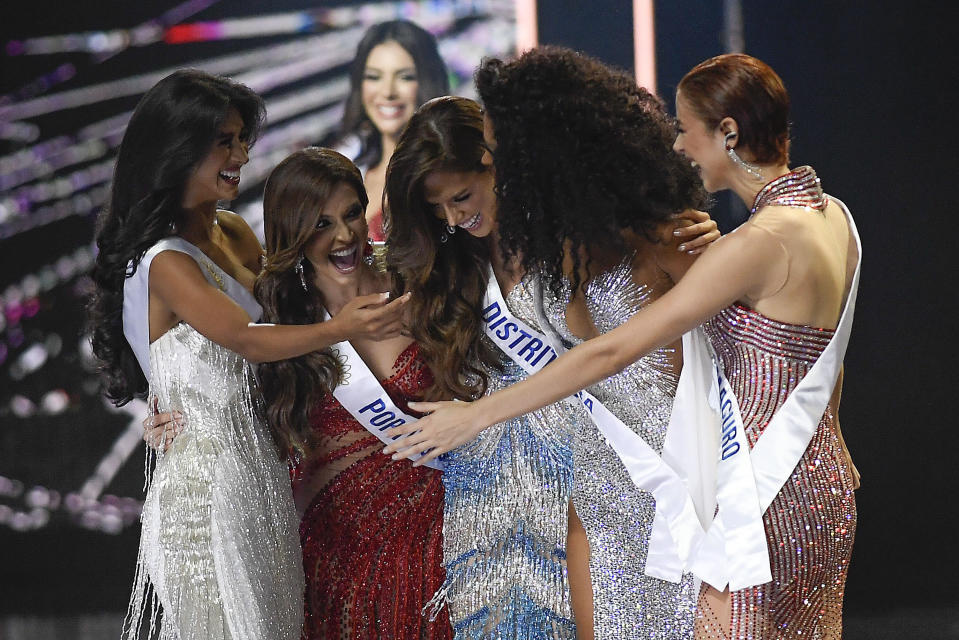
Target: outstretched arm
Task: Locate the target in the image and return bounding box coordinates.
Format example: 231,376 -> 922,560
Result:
150,250 -> 409,363
385,223 -> 786,464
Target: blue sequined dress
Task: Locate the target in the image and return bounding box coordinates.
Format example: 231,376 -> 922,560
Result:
428,275 -> 578,639
538,262 -> 697,639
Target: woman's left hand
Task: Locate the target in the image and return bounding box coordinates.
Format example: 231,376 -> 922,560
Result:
382,400 -> 486,466
672,209 -> 720,254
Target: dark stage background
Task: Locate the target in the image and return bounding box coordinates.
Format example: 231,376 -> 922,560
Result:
2,0 -> 957,637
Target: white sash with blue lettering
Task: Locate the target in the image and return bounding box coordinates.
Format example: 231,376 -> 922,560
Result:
481,267 -> 704,581
687,197 -> 861,591
322,310 -> 442,471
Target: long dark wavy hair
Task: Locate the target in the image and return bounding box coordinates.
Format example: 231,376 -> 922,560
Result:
384,96 -> 500,401
88,69 -> 265,406
338,20 -> 450,169
255,148 -> 368,455
475,46 -> 707,295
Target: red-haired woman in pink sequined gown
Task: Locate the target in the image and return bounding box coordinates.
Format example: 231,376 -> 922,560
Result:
387,53 -> 860,640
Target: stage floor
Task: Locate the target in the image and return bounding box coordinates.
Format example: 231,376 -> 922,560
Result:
3,609 -> 958,639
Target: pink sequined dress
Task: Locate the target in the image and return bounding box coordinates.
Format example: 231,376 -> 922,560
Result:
291,342 -> 452,640
696,167 -> 857,639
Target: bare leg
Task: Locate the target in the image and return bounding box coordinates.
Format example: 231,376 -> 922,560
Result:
695,584 -> 730,640
566,500 -> 594,640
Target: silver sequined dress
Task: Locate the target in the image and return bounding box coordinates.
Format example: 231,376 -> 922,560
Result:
430,274 -> 578,639
121,238 -> 304,640
538,262 -> 697,639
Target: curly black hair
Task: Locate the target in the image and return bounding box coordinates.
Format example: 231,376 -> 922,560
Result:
475,46 -> 707,294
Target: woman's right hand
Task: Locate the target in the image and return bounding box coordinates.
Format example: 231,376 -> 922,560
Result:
143,400 -> 185,452
335,291 -> 411,341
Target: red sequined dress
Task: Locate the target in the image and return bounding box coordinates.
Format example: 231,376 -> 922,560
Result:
696,167 -> 858,639
291,342 -> 451,639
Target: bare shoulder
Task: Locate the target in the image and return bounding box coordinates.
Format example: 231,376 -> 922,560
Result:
748,204 -> 806,235
216,210 -> 263,268
215,210 -> 257,243
149,248 -> 208,296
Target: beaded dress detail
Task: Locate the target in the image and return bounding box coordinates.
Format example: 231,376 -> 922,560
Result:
539,262 -> 697,639
697,167 -> 857,639
123,239 -> 303,640
430,274 -> 577,639
293,342 -> 451,640
750,165 -> 827,214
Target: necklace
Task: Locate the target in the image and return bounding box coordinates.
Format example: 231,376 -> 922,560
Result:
750,166 -> 828,215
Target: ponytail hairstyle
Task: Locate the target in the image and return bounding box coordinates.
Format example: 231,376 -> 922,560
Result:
88,69 -> 264,405
384,96 -> 500,401
254,147 -> 368,454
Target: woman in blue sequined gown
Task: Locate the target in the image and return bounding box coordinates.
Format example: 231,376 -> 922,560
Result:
385,85 -> 718,637
385,96 -> 578,639
393,53 -> 859,640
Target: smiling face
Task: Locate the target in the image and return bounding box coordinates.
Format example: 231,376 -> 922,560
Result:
423,168 -> 496,238
673,92 -> 732,193
673,93 -> 731,193
362,40 -> 419,140
182,107 -> 249,208
303,182 -> 369,289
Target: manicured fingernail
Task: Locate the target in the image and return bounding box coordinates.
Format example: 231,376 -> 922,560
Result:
391,454 -> 399,460
677,244 -> 686,252
673,229 -> 683,236
381,292 -> 390,299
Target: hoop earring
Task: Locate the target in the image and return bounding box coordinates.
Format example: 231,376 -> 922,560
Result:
724,131 -> 765,183
295,256 -> 308,292
446,224 -> 457,235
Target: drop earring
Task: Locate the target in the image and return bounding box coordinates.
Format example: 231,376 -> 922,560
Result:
724,131 -> 765,183
363,241 -> 375,266
295,256 -> 308,292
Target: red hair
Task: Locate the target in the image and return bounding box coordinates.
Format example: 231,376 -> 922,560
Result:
678,53 -> 790,165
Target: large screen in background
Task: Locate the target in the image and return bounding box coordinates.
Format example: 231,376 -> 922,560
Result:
0,0 -> 517,547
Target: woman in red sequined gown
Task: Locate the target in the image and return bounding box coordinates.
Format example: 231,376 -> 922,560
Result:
255,147 -> 451,639
389,54 -> 859,639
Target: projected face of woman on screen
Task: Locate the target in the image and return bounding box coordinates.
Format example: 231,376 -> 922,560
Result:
361,40 -> 420,141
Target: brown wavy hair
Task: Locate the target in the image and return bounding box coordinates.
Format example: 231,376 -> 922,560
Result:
384,96 -> 500,401
254,147 -> 368,454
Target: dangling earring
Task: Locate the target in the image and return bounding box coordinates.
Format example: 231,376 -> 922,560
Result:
362,240 -> 375,266
439,222 -> 455,244
295,255 -> 308,292
724,131 -> 765,182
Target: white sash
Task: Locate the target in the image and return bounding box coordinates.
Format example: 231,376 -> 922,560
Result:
687,197 -> 862,591
122,236 -> 262,382
321,310 -> 442,471
482,267 -> 703,582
